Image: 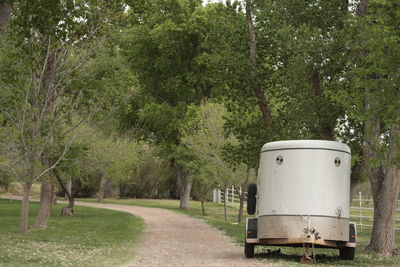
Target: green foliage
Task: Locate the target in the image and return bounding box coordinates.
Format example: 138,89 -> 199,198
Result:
0,172 -> 12,191
178,102 -> 252,192
0,0 -> 130,191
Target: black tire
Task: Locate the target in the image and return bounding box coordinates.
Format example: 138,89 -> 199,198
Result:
245,242 -> 255,258
339,247 -> 355,260
247,183 -> 257,215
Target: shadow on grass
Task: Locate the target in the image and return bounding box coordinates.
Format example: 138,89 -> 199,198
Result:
253,246 -> 400,266
255,248 -> 342,265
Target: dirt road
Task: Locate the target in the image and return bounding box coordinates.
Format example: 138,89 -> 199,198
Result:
75,201 -> 274,267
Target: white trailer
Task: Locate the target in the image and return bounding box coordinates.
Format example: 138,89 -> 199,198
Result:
245,140 -> 356,262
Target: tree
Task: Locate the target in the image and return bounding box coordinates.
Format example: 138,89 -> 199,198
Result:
178,102 -> 253,220
351,0 -> 400,256
122,0 -> 218,209
0,0 -> 126,232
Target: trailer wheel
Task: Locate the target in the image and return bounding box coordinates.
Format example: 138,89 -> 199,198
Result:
247,183 -> 257,215
244,242 -> 255,258
339,247 -> 355,260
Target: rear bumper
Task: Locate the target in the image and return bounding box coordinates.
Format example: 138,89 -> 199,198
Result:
245,218 -> 357,248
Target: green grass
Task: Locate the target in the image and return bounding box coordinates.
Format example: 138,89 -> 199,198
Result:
79,198 -> 400,266
78,198 -> 246,243
0,199 -> 144,267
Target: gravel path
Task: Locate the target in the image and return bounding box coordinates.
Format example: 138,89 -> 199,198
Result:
74,201 -> 274,267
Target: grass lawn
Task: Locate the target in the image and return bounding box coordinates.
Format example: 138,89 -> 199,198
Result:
80,198 -> 400,266
0,199 -> 144,267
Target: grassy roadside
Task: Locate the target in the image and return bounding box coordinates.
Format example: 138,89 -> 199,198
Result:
79,198 -> 400,266
0,199 -> 144,267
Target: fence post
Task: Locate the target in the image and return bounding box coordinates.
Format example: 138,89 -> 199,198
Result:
218,189 -> 221,203
225,187 -> 228,204
231,185 -> 235,204
359,191 -> 363,233
212,189 -> 216,203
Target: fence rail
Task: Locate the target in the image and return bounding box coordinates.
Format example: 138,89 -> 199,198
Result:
351,192 -> 400,232
212,188 -> 400,233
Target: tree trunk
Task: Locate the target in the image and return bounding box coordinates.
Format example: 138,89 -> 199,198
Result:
98,172 -> 107,202
356,0 -> 369,17
0,0 -> 12,34
223,187 -> 227,221
340,0 -> 349,12
350,157 -> 363,202
32,37 -> 60,228
365,124 -> 400,255
54,170 -> 75,216
65,179 -> 72,200
238,191 -> 244,224
310,71 -> 334,140
178,176 -> 191,209
201,199 -> 205,215
61,197 -> 74,216
245,0 -> 273,128
237,169 -> 251,223
20,182 -> 32,234
175,162 -> 191,209
33,174 -> 54,228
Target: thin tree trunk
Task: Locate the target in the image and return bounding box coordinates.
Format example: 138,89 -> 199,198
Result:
21,109 -> 38,233
245,0 -> 273,128
33,173 -> 54,228
237,185 -> 246,224
200,184 -> 208,215
20,182 -> 32,234
223,186 -> 227,221
54,170 -> 75,216
0,0 -> 12,34
238,190 -> 245,224
350,158 -> 363,202
97,172 -> 107,202
237,169 -> 251,223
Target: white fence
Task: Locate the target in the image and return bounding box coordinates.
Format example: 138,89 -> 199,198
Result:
351,192 -> 400,233
212,188 -> 400,233
213,186 -> 246,205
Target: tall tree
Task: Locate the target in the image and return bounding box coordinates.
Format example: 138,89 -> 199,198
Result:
353,0 -> 400,255
122,0 -> 221,209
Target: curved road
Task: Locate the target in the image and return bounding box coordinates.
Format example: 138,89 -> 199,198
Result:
75,201 -> 273,267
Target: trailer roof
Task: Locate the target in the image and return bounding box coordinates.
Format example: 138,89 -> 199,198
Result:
261,140 -> 351,154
